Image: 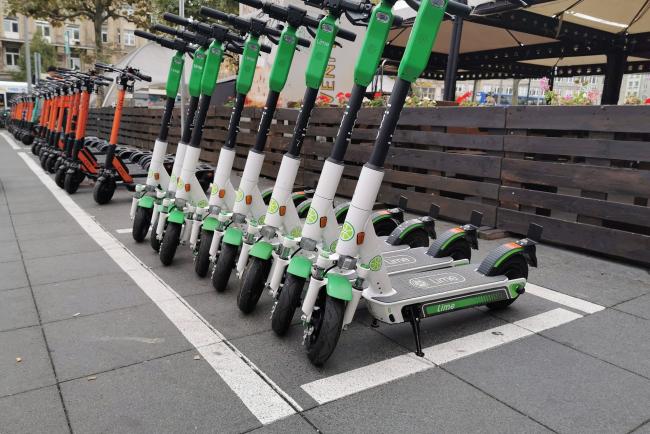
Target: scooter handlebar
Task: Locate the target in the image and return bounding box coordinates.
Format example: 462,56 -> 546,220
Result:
237,0 -> 264,9
403,0 -> 471,17
162,12 -> 191,27
152,23 -> 180,38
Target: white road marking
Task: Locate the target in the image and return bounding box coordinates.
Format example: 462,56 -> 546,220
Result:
526,283 -> 605,314
116,228 -> 133,234
11,140 -> 299,425
302,308 -> 582,404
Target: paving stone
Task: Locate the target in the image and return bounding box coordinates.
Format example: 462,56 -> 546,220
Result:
0,287 -> 38,332
0,261 -> 28,291
32,273 -> 150,323
10,209 -> 70,227
0,239 -> 21,263
542,309 -> 650,378
0,327 -> 56,397
0,386 -> 69,434
60,351 -> 258,434
446,335 -> 650,433
19,233 -> 102,260
44,303 -> 193,381
0,221 -> 15,241
13,220 -> 83,241
304,366 -> 550,434
24,250 -> 122,286
633,420 -> 650,433
615,293 -> 650,320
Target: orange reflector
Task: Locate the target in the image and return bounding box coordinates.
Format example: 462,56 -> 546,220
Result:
356,232 -> 365,245
319,216 -> 327,228
154,172 -> 159,181
218,189 -> 226,198
245,195 -> 252,205
506,242 -> 520,249
451,227 -> 463,233
184,183 -> 191,192
279,206 -> 286,216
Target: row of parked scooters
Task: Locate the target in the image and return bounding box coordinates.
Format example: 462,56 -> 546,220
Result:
8,0 -> 543,366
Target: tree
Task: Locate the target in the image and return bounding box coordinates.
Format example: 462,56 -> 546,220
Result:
7,0 -> 150,57
151,0 -> 238,21
12,30 -> 57,81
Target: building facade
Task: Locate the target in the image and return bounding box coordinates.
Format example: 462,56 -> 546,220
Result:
0,1 -> 146,81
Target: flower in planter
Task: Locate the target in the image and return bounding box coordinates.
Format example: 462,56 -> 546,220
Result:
456,91 -> 473,105
316,94 -> 333,107
336,91 -> 351,107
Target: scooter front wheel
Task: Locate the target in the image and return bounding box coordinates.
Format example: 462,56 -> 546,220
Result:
194,229 -> 213,277
150,214 -> 161,252
237,257 -> 272,314
132,206 -> 153,243
93,177 -> 116,205
306,292 -> 345,366
159,221 -> 182,265
64,171 -> 84,194
211,243 -> 237,292
54,166 -> 66,189
271,274 -> 306,336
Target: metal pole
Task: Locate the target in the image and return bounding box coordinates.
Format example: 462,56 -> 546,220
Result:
34,52 -> 41,84
179,0 -> 186,129
23,16 -> 32,92
443,0 -> 466,102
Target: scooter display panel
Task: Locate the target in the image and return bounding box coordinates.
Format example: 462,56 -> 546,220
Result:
382,247 -> 453,274
373,268 -> 506,304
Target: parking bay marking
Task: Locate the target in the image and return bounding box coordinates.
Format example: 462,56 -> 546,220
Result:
116,228 -> 133,234
13,142 -> 300,425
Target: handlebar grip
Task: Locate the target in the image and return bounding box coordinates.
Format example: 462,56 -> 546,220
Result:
200,6 -> 229,22
447,0 -> 472,17
337,27 -> 356,41
134,30 -> 159,43
163,12 -> 190,26
133,71 -> 152,82
260,43 -> 272,53
297,36 -> 310,47
236,0 -> 264,9
392,15 -> 404,27
152,23 -> 179,37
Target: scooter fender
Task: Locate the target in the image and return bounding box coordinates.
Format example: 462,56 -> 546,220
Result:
167,208 -> 185,225
138,195 -> 155,209
325,274 -> 353,302
202,216 -> 219,232
250,241 -> 274,260
287,256 -> 313,279
222,227 -> 243,246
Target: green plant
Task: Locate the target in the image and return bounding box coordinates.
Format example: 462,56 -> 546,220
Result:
404,95 -> 436,107
362,92 -> 385,107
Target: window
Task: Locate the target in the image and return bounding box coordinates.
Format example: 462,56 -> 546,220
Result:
5,46 -> 20,69
69,57 -> 81,69
124,30 -> 135,46
101,27 -> 108,43
3,17 -> 19,38
65,25 -> 80,43
35,21 -> 51,42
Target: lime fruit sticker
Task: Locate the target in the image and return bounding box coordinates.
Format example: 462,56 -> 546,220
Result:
210,184 -> 219,195
268,198 -> 279,214
235,189 -> 244,202
258,215 -> 265,225
306,207 -> 318,225
329,240 -> 337,252
197,200 -> 208,208
369,255 -> 382,271
290,227 -> 302,238
340,222 -> 355,241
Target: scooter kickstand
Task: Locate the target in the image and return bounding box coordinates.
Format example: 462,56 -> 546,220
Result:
407,306 -> 424,357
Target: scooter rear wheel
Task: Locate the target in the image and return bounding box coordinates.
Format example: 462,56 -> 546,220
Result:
132,206 -> 153,243
306,292 -> 345,366
194,229 -> 213,277
237,257 -> 272,314
211,243 -> 237,292
486,255 -> 528,310
271,274 -> 305,336
93,177 -> 116,205
159,221 -> 181,265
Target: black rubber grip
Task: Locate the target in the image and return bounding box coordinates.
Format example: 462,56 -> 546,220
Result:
163,13 -> 190,26
447,0 -> 472,17
337,28 -> 356,41
152,24 -> 179,37
260,43 -> 272,53
134,30 -> 159,42
237,0 -> 263,8
297,36 -> 310,47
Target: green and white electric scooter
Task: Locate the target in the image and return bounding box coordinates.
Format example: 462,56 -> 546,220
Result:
188,6 -> 312,277
208,0 -> 381,295
153,15 -> 276,265
298,0 -> 543,365
129,31 -> 195,242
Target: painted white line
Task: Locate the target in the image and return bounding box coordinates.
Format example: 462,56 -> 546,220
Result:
10,141 -> 299,424
3,132 -> 22,150
526,283 -> 605,314
302,308 -> 582,405
116,228 -> 133,234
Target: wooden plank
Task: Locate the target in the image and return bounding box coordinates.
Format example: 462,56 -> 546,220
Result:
497,208 -> 650,265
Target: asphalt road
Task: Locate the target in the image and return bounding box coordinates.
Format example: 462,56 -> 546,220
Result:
1,133 -> 649,434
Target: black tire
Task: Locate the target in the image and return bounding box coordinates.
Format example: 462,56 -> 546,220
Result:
211,242 -> 238,292
486,255 -> 528,310
64,171 -> 84,194
194,229 -> 213,277
150,214 -> 161,252
400,227 -> 430,249
46,154 -> 57,173
306,292 -> 346,366
31,142 -> 40,155
40,152 -> 49,169
373,217 -> 399,237
53,157 -> 63,173
271,274 -> 305,336
159,221 -> 182,265
132,206 -> 153,243
439,238 -> 472,261
54,166 -> 66,189
237,257 -> 272,313
93,177 -> 116,205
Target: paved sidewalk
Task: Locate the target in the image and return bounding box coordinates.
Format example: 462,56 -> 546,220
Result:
1,134 -> 650,434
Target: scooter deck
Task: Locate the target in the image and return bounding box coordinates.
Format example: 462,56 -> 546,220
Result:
372,267 -> 505,304
381,247 -> 453,274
